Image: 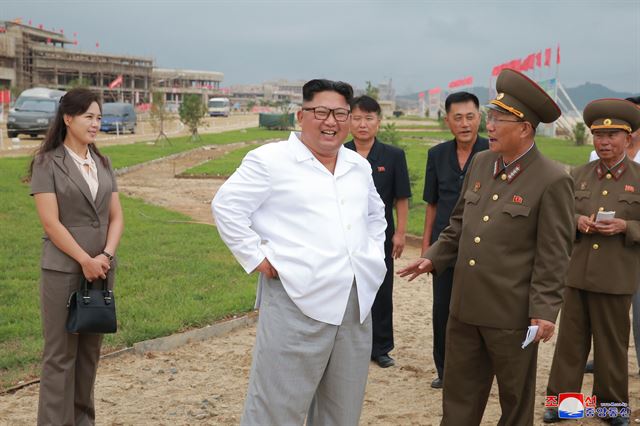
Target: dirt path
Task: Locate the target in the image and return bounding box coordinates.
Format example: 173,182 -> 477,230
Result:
1,146 -> 639,425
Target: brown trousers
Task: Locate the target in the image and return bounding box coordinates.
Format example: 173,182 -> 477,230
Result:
441,316 -> 538,426
37,269 -> 113,426
546,287 -> 631,406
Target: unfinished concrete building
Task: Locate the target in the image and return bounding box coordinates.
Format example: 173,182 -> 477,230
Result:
0,21 -> 152,103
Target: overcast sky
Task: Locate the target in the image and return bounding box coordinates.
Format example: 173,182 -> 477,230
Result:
2,0 -> 639,94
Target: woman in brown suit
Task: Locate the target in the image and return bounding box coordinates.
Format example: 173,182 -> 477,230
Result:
544,99 -> 640,426
30,88 -> 124,425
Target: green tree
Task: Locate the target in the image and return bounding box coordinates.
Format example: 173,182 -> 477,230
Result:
150,91 -> 170,145
179,94 -> 206,141
365,81 -> 379,100
572,122 -> 587,146
68,78 -> 92,89
378,122 -> 401,147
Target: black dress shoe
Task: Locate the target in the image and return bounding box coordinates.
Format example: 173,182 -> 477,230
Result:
543,407 -> 562,423
430,377 -> 443,389
584,359 -> 594,373
372,354 -> 395,368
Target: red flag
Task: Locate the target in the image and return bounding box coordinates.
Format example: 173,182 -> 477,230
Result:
60,28 -> 64,34
556,44 -> 561,64
46,37 -> 51,44
492,66 -> 500,76
536,52 -> 542,68
73,40 -> 78,46
418,92 -> 425,99
73,32 -> 77,37
38,24 -> 43,30
544,48 -> 551,66
522,54 -> 535,71
108,75 -> 123,89
96,42 -> 100,49
28,19 -> 32,26
428,87 -> 441,95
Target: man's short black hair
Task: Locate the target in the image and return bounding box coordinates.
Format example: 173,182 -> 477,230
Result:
302,79 -> 353,104
350,95 -> 381,116
445,91 -> 479,113
625,96 -> 640,105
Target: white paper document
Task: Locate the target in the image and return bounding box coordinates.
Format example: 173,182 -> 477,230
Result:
521,325 -> 539,349
596,211 -> 615,222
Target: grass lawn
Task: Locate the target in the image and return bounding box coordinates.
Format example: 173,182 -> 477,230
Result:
181,143 -> 264,178
102,128 -> 289,170
0,159 -> 261,390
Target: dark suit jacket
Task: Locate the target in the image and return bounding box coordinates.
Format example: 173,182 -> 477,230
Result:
424,146 -> 575,328
30,144 -> 118,273
567,157 -> 640,294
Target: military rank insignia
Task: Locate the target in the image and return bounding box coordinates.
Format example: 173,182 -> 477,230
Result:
512,195 -> 523,204
625,184 -> 635,193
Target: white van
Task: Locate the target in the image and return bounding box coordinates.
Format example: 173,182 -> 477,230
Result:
207,97 -> 230,117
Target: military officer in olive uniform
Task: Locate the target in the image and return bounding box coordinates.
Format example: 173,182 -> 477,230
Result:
399,69 -> 575,425
544,99 -> 640,426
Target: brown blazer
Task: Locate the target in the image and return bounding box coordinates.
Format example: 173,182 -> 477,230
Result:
567,157 -> 640,294
425,146 -> 575,329
30,144 -> 118,273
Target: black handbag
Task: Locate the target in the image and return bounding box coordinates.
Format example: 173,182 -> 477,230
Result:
66,277 -> 117,334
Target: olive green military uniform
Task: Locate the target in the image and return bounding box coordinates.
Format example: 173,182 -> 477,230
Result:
424,69 -> 575,426
546,99 -> 640,417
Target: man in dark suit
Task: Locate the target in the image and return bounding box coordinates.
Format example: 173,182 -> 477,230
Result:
399,69 -> 575,425
345,95 -> 412,368
421,91 -> 489,388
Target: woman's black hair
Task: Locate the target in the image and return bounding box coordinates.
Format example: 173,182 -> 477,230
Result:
29,88 -> 105,176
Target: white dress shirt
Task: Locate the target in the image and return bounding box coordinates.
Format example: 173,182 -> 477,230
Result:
212,132 -> 387,325
64,145 -> 99,200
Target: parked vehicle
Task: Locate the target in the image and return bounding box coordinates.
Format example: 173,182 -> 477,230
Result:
7,88 -> 66,138
100,102 -> 137,134
207,97 -> 230,117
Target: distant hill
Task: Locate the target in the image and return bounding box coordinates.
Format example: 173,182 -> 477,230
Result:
398,83 -> 639,111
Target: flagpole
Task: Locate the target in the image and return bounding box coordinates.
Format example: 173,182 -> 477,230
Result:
553,43 -> 560,137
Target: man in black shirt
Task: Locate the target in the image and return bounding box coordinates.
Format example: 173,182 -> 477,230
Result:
421,92 -> 489,388
345,95 -> 412,368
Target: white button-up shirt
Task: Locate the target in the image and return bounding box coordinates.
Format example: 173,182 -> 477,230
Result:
212,132 -> 387,325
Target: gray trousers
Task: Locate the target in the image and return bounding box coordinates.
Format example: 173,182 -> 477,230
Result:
38,269 -> 114,426
633,290 -> 640,370
241,276 -> 372,426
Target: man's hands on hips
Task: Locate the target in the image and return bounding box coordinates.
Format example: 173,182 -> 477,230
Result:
397,258 -> 433,281
391,232 -> 406,259
530,318 -> 555,343
254,258 -> 279,279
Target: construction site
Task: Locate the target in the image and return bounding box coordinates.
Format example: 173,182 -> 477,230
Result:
0,20 -> 224,105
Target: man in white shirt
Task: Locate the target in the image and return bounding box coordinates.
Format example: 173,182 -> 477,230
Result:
212,79 -> 387,426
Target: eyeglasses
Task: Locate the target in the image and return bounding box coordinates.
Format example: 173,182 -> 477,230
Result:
486,115 -> 523,125
302,106 -> 350,122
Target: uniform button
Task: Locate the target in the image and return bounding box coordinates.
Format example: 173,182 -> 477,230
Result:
492,194 -> 499,201
468,259 -> 476,266
483,215 -> 489,222
598,207 -> 605,212
474,236 -> 481,244
592,244 -> 599,250
91,221 -> 99,228
501,173 -> 507,181
602,190 -> 608,196
606,173 -> 612,179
